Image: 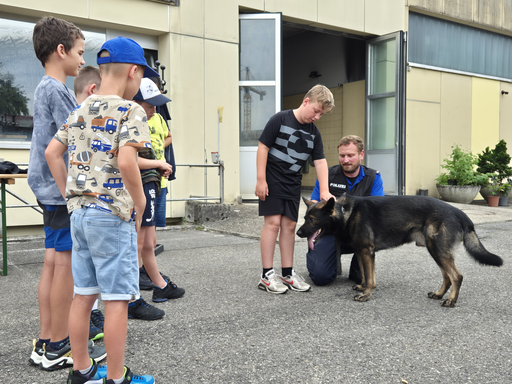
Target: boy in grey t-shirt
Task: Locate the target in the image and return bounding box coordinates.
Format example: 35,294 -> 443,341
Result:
28,16 -> 106,372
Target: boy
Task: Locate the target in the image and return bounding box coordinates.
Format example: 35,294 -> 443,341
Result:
74,65 -> 101,105
28,16 -> 106,371
74,65 -> 106,339
46,36 -> 157,383
132,78 -> 185,312
255,84 -> 335,294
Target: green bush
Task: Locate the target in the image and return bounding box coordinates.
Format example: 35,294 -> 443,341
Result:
476,139 -> 512,186
436,145 -> 489,186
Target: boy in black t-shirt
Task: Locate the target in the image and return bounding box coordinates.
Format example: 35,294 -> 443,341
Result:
255,85 -> 335,294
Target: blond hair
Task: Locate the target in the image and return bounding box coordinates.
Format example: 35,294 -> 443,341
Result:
304,85 -> 335,113
338,135 -> 364,152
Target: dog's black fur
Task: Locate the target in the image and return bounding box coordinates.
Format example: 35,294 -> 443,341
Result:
296,195 -> 503,307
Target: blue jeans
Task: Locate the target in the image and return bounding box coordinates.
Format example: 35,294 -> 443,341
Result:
155,187 -> 167,227
70,208 -> 139,301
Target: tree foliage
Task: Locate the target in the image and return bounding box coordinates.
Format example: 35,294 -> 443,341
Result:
0,62 -> 29,116
476,140 -> 512,184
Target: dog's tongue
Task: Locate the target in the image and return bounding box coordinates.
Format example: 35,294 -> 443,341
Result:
308,230 -> 319,250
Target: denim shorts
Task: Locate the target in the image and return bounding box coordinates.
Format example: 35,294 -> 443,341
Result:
155,187 -> 167,227
70,208 -> 140,301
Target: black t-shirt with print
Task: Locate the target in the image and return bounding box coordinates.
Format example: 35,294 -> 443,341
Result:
259,109 -> 325,200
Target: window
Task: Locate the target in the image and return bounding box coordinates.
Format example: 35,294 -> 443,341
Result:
0,15 -> 105,148
409,12 -> 512,81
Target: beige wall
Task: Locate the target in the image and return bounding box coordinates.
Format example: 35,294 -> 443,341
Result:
405,67 -> 510,198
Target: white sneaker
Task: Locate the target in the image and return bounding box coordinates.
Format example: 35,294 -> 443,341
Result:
280,270 -> 311,292
258,269 -> 288,294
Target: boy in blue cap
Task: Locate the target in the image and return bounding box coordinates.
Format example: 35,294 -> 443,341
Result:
46,36 -> 158,384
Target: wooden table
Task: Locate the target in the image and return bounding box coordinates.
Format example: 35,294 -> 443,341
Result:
0,174 -> 28,275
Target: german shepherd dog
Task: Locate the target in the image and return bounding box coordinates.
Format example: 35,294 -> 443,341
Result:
296,195 -> 503,307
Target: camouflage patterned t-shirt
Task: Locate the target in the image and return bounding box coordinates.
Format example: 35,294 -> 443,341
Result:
54,95 -> 153,221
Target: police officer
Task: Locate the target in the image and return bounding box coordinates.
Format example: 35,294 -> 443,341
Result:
307,135 -> 384,286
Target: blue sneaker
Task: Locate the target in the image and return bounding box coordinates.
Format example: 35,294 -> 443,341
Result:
104,367 -> 154,384
89,320 -> 104,341
67,359 -> 107,383
91,309 -> 105,330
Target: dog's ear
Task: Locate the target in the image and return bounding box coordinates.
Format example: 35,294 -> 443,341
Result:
303,197 -> 315,207
321,197 -> 336,212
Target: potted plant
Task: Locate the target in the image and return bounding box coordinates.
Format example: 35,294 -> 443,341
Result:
486,178 -> 501,207
436,145 -> 489,204
477,140 -> 512,204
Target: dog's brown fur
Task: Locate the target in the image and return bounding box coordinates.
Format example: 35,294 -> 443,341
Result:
297,195 -> 503,307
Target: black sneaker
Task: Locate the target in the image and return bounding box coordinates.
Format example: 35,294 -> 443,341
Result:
28,339 -> 45,366
128,298 -> 165,320
348,254 -> 362,285
90,309 -> 104,330
152,279 -> 185,302
139,266 -> 154,290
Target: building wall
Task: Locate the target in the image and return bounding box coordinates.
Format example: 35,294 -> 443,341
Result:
405,67 -> 509,197
406,0 -> 512,35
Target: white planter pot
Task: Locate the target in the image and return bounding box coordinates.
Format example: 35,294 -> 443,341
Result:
436,184 -> 481,204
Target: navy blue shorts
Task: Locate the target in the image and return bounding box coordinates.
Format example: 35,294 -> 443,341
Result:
141,181 -> 157,226
38,201 -> 72,252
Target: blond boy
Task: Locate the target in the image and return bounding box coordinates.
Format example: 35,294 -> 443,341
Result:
255,85 -> 335,294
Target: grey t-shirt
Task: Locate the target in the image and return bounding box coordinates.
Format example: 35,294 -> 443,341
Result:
28,76 -> 77,205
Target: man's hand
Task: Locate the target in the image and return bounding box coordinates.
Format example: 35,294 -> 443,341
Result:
255,180 -> 268,201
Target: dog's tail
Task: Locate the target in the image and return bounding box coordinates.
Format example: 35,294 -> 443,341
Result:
463,229 -> 503,266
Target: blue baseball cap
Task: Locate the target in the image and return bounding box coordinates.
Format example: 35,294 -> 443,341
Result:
97,36 -> 159,78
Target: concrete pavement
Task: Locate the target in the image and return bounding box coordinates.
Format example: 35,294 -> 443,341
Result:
1,196 -> 512,383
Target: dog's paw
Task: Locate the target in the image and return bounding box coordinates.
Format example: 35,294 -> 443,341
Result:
352,284 -> 365,292
428,291 -> 444,300
353,293 -> 371,302
441,299 -> 457,307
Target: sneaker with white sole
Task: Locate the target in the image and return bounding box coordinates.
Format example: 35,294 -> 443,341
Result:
280,270 -> 311,292
28,339 -> 45,366
258,269 -> 288,294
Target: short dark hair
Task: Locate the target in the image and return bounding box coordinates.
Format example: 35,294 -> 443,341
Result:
74,66 -> 101,95
33,16 -> 84,67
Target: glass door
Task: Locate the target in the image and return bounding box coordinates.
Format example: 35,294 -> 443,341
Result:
239,13 -> 281,199
365,31 -> 406,195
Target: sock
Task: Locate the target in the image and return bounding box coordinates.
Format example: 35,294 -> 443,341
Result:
282,267 -> 293,277
113,377 -> 125,384
79,364 -> 93,375
38,338 -> 50,346
48,336 -> 69,351
262,268 -> 273,278
92,299 -> 99,311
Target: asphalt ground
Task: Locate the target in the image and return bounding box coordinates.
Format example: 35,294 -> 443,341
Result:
1,197 -> 512,383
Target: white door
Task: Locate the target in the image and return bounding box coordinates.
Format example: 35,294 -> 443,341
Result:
365,31 -> 406,195
239,13 -> 281,200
